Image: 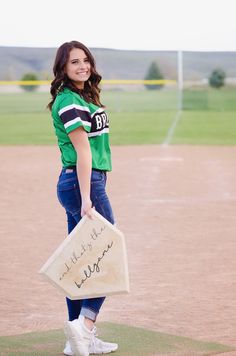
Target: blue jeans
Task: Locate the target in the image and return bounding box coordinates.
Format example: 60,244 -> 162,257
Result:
57,168 -> 115,321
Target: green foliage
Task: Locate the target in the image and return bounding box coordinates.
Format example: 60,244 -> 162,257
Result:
209,68 -> 226,89
20,72 -> 39,92
144,61 -> 164,90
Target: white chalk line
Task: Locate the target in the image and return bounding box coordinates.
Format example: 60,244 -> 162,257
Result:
162,110 -> 182,146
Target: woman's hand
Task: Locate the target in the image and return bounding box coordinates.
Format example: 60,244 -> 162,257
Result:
81,198 -> 93,219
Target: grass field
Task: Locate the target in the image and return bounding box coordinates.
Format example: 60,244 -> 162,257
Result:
0,322 -> 234,355
0,89 -> 235,145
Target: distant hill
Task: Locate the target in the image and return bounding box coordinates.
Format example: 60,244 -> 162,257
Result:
0,46 -> 236,81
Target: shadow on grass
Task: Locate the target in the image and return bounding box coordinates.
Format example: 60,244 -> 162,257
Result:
0,322 -> 234,355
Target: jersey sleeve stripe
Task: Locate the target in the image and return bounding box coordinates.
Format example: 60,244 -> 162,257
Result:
88,127 -> 109,137
59,104 -> 90,115
91,107 -> 105,118
59,107 -> 91,127
64,117 -> 91,129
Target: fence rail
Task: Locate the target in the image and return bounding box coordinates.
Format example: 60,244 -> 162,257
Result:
0,79 -> 176,86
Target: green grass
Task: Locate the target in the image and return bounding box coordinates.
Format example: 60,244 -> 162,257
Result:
172,111 -> 236,145
101,90 -> 178,112
0,92 -> 50,114
109,111 -> 175,145
0,108 -> 175,146
183,88 -> 236,111
0,322 -> 234,355
0,112 -> 56,145
0,90 -> 236,145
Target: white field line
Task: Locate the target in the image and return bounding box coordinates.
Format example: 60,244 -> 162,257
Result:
162,110 -> 182,146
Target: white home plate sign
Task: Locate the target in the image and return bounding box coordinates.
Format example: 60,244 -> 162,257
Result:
39,210 -> 129,299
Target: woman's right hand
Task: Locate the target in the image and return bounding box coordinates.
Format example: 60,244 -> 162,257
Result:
81,198 -> 93,219
68,127 -> 93,220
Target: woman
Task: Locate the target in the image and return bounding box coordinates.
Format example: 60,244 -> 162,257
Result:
48,41 -> 118,356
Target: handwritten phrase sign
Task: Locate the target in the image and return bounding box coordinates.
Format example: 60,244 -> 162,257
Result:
39,210 -> 129,300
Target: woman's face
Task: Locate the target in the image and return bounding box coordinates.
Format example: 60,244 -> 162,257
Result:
65,48 -> 91,89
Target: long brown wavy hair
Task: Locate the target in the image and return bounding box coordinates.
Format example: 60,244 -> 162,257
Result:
47,41 -> 103,110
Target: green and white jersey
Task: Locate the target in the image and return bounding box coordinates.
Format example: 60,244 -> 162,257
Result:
52,88 -> 112,171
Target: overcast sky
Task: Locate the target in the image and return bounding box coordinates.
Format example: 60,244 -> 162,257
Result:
1,0 -> 236,51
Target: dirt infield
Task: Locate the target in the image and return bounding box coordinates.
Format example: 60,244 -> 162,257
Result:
0,145 -> 236,349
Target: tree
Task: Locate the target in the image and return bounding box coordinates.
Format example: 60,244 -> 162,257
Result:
20,73 -> 39,92
209,68 -> 226,89
144,61 -> 164,90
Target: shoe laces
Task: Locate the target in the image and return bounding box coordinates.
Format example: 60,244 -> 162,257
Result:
90,327 -> 102,347
92,326 -> 98,337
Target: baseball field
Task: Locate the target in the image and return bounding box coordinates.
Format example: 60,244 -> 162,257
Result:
0,89 -> 236,355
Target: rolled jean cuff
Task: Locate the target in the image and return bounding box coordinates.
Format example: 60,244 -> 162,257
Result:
80,307 -> 98,322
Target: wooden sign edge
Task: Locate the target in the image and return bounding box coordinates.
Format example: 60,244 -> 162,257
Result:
38,209 -> 130,299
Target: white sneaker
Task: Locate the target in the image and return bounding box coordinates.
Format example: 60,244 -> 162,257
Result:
63,326 -> 118,355
89,327 -> 118,354
64,318 -> 93,356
